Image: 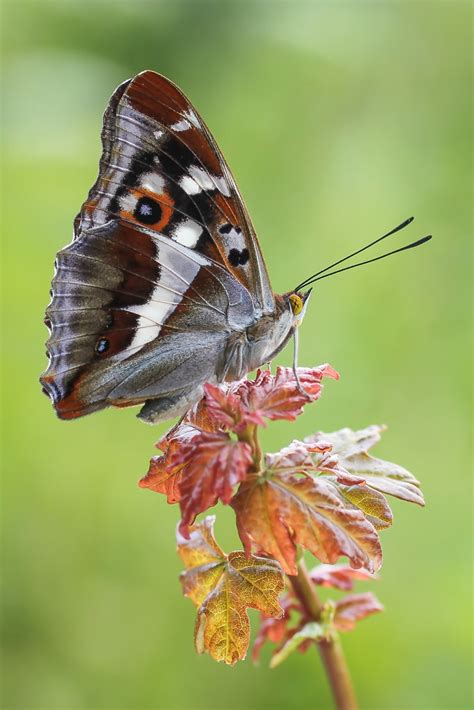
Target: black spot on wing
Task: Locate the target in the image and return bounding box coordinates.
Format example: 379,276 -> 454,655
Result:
239,248 -> 249,265
228,248 -> 250,267
134,196 -> 162,225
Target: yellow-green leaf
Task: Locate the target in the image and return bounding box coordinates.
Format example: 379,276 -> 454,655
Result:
178,516 -> 284,665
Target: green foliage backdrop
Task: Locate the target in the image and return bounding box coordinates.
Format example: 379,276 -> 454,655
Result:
1,1 -> 471,708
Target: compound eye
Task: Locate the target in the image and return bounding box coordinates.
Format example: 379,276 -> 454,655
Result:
289,293 -> 304,316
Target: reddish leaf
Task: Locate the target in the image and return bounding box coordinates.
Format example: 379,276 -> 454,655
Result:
266,439 -> 332,470
202,382 -> 265,431
178,517 -> 285,665
252,597 -> 296,663
267,440 -> 366,489
177,431 -> 253,534
201,383 -> 247,430
232,365 -> 339,423
333,592 -> 384,631
232,470 -> 382,576
141,425 -> 253,529
310,564 -> 376,591
139,426 -> 201,502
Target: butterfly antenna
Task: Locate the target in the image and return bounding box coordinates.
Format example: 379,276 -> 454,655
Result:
302,235 -> 432,286
294,216 -> 415,292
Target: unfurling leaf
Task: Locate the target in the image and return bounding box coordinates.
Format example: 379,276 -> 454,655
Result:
265,439 -> 332,470
176,431 -> 253,534
232,365 -> 339,423
232,470 -> 382,575
177,516 -> 284,665
252,597 -> 296,663
310,563 -> 376,591
307,425 -> 424,507
253,561 -> 383,664
333,592 -> 384,631
269,621 -> 327,668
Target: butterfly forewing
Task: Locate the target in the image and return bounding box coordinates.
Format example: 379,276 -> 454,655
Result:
78,71 -> 274,312
41,71 -> 277,421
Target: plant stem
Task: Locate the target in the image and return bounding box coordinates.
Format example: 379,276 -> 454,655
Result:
237,424 -> 263,472
289,559 -> 358,710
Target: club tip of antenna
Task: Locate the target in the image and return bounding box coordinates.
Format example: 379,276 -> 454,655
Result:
419,234 -> 432,244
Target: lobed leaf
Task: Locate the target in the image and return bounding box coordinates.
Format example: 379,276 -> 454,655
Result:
310,563 -> 376,591
307,425 -> 424,507
333,482 -> 393,530
231,365 -> 339,424
333,592 -> 384,631
252,597 -> 296,663
232,470 -> 382,576
177,431 -> 253,534
178,517 -> 285,665
141,427 -> 253,534
139,429 -> 199,502
266,439 -> 332,470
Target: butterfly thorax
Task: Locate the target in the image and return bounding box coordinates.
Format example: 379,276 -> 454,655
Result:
222,295 -> 294,381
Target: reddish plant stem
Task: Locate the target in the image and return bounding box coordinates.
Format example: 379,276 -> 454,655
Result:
289,559 -> 358,710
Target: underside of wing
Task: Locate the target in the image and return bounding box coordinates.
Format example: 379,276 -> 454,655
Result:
40,221 -> 255,419
77,70 -> 274,314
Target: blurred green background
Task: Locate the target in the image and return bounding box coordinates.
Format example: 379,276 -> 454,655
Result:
1,1 -> 471,708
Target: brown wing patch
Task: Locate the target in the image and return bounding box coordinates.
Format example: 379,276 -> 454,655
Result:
125,71 -> 223,175
41,222 -> 161,418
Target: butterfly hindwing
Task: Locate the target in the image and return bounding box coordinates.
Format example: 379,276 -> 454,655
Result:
41,220 -> 256,419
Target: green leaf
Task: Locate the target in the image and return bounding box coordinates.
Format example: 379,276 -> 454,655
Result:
270,621 -> 327,668
177,516 -> 285,665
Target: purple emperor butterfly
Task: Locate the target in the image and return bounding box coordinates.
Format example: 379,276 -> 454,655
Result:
40,71 -> 431,423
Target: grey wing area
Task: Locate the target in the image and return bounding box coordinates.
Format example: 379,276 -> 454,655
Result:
41,220 -> 256,421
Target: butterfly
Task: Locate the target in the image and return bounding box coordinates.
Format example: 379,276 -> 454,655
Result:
40,71 -> 431,424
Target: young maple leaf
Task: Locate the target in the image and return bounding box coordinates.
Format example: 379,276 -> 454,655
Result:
307,425 -> 425,507
309,563 -> 376,591
181,365 -> 339,434
177,516 -> 285,665
253,562 -> 383,666
200,382 -> 265,431
139,425 -> 200,503
232,469 -> 382,576
303,425 -> 424,530
333,592 -> 384,631
141,428 -> 253,535
176,431 -> 253,535
231,365 -> 339,423
252,596 -> 297,663
266,439 -> 366,486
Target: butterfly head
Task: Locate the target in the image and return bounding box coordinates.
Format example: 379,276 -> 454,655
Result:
288,289 -> 312,327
